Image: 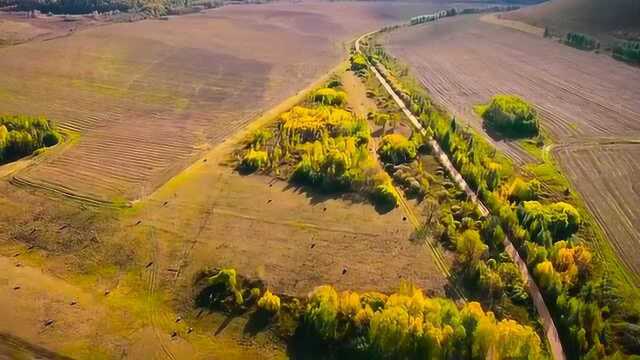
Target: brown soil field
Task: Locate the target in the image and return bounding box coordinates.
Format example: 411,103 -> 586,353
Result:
1,1 -> 454,203
554,141 -> 640,277
0,13 -> 104,46
504,0 -> 640,38
383,15 -> 640,280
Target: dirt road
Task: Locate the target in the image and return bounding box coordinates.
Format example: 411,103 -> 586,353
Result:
356,29 -> 566,360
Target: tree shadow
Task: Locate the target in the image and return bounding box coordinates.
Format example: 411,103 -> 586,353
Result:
243,310 -> 271,337
281,182 -> 373,209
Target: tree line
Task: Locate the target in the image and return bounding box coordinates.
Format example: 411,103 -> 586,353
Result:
0,114 -> 60,164
365,44 -> 640,359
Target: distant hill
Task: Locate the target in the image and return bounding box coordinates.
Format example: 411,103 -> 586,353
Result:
504,0 -> 640,38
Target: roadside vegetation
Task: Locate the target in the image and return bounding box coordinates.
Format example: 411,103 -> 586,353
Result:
352,45 -> 543,330
0,114 -> 60,164
197,268 -> 545,359
362,39 -> 640,359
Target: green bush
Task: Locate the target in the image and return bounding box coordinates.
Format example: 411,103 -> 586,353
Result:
0,114 -> 60,163
508,178 -> 541,202
371,182 -> 398,209
312,88 -> 347,106
241,149 -> 268,172
257,290 -> 281,315
350,53 -> 368,74
207,268 -> 244,305
481,95 -> 539,137
377,134 -> 417,165
517,201 -> 582,242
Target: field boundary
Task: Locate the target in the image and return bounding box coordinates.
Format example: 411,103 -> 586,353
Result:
480,13 -> 545,37
356,30 -> 566,360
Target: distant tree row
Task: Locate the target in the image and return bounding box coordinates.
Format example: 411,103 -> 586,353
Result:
1,0 -> 200,15
613,40 -> 640,64
0,114 -> 60,163
565,32 -> 600,51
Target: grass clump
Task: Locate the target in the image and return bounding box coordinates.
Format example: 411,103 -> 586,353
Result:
257,290 -> 281,315
241,149 -> 268,173
0,114 -> 61,163
478,95 -> 539,138
350,53 -> 368,76
312,88 -> 347,106
377,134 -> 417,165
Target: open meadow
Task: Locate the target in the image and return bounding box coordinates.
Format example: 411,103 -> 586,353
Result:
383,14 -> 640,282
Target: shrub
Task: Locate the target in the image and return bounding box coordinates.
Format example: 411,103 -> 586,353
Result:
207,268 -> 244,305
613,41 -> 640,64
517,201 -> 582,241
456,229 -> 488,267
372,182 -> 398,208
481,95 -> 539,137
377,134 -> 417,165
241,149 -> 268,172
312,88 -> 347,106
508,177 -> 540,202
303,285 -> 339,341
248,129 -> 272,147
257,290 -> 281,315
350,54 -> 368,74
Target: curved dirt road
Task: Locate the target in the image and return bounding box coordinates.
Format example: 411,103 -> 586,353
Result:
356,30 -> 566,360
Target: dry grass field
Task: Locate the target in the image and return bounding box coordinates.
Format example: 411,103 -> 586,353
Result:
383,14 -> 640,280
1,1 -> 452,203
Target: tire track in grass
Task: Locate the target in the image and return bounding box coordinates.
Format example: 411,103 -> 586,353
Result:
144,219 -> 177,360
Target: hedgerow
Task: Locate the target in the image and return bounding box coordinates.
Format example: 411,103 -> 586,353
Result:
301,283 -> 544,359
565,32 -> 600,51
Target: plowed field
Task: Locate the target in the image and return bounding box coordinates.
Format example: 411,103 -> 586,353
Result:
383,15 -> 640,280
1,1 -> 453,202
